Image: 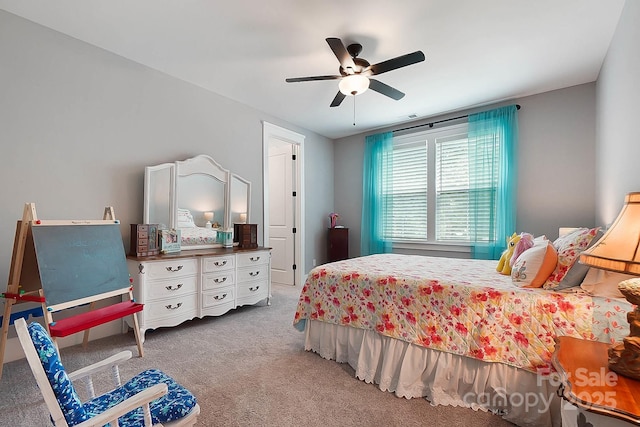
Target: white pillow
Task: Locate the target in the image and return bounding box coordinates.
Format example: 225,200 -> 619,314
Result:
511,240 -> 558,288
177,208 -> 196,228
580,268 -> 633,298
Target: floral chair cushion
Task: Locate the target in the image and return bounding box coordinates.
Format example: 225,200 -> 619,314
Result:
28,322 -> 197,427
27,322 -> 89,425
83,369 -> 198,426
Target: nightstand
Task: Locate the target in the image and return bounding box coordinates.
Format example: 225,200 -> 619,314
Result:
553,336 -> 640,426
327,227 -> 348,262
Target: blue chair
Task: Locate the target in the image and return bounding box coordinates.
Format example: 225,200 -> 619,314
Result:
15,318 -> 200,426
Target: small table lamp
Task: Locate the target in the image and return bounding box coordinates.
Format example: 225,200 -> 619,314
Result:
203,212 -> 214,228
579,192 -> 640,380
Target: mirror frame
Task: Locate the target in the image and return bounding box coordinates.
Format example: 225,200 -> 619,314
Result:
143,155 -> 251,250
229,173 -> 251,226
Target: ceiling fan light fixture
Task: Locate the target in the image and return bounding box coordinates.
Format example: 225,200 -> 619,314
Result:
339,74 -> 369,96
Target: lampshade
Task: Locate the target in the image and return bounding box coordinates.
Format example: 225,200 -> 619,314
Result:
203,211 -> 214,221
579,192 -> 640,276
338,74 -> 370,96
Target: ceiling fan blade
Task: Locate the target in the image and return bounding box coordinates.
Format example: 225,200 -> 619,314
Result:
330,91 -> 346,107
326,38 -> 356,71
369,51 -> 425,75
285,75 -> 342,83
369,79 -> 405,100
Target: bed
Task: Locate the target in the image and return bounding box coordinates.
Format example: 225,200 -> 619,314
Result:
293,252 -> 632,427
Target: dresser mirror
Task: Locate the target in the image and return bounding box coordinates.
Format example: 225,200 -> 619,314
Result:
143,154 -> 251,250
230,174 -> 251,226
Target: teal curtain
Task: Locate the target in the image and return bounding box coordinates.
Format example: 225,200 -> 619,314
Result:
468,105 -> 519,260
361,132 -> 393,255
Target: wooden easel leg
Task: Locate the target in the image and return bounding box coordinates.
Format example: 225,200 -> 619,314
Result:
41,302 -> 61,355
131,312 -> 144,357
0,203 -> 38,379
103,206 -> 116,221
127,289 -> 144,357
82,301 -> 96,349
0,299 -> 16,378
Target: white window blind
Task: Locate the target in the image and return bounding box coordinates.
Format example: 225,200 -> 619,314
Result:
383,123 -> 498,245
435,136 -> 471,241
386,141 -> 427,240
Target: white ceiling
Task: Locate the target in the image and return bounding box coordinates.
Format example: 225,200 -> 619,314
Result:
0,0 -> 625,139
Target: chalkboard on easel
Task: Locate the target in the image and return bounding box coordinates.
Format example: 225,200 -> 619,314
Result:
1,204 -> 144,380
30,223 -> 130,307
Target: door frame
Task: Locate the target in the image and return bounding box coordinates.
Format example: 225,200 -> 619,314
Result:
262,121 -> 304,286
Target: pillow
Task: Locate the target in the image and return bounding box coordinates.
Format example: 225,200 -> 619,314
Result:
177,208 -> 196,228
542,227 -> 600,290
511,240 -> 558,288
554,229 -> 604,290
580,268 -> 633,298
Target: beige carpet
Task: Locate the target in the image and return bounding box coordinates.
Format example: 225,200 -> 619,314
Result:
0,284 -> 514,426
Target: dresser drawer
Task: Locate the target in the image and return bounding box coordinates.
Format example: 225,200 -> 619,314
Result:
145,296 -> 197,321
202,286 -> 235,308
202,271 -> 235,291
237,280 -> 268,300
236,278 -> 268,307
146,276 -> 197,301
202,255 -> 235,272
237,264 -> 269,283
237,251 -> 269,267
143,258 -> 198,280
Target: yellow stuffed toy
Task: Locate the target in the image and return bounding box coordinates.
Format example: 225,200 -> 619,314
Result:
496,232 -> 520,275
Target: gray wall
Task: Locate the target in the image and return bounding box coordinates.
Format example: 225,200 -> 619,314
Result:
595,0 -> 640,225
334,83 -> 598,259
0,10 -> 334,283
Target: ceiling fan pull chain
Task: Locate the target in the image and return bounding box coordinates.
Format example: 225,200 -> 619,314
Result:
353,96 -> 356,126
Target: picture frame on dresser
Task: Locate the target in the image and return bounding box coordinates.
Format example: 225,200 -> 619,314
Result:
159,228 -> 181,254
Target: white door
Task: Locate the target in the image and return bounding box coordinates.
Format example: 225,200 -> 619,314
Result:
268,141 -> 295,286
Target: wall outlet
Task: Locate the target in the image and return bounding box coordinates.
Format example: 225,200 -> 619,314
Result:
313,258 -> 316,267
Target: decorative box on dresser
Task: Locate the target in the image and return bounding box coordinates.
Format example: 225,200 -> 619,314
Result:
127,247 -> 271,341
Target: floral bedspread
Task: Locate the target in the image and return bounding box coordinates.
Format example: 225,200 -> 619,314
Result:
293,254 -> 631,374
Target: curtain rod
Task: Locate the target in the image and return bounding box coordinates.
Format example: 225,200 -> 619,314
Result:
393,104 -> 521,134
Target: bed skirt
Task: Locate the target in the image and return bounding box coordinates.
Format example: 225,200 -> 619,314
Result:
304,319 -> 563,427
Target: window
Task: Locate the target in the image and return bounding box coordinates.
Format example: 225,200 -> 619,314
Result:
384,122 -> 500,245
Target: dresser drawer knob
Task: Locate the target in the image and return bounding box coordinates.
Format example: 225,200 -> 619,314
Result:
250,256 -> 260,262
166,265 -> 183,272
165,302 -> 183,310
214,260 -> 227,267
214,277 -> 227,284
214,293 -> 227,301
165,284 -> 183,291
249,271 -> 260,277
249,286 -> 260,292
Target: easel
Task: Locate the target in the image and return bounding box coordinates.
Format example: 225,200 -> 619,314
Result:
0,203 -> 144,379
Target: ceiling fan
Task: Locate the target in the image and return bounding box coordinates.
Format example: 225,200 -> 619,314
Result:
286,37 -> 425,107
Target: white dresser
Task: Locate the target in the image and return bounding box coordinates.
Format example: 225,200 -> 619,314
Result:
127,247 -> 271,340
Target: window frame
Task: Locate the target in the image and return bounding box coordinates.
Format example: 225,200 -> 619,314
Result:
388,122 -> 472,252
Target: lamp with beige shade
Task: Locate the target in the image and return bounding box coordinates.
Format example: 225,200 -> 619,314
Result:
579,192 -> 640,379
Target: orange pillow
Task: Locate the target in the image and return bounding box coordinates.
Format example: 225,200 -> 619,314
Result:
511,241 -> 558,288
